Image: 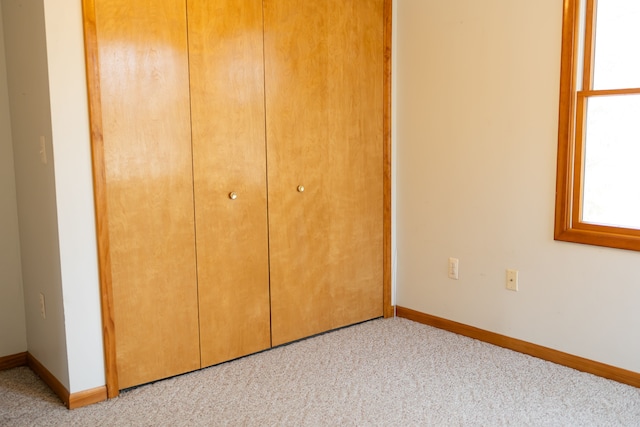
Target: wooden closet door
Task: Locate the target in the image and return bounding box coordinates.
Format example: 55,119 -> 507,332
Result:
188,0 -> 272,367
264,0 -> 385,346
94,0 -> 200,389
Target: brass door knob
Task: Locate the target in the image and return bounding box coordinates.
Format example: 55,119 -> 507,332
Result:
229,192 -> 238,200
297,185 -> 305,193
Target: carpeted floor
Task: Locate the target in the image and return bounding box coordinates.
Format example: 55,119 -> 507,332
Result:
1,317 -> 639,426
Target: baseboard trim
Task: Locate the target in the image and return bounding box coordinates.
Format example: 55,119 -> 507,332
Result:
396,306 -> 640,389
0,352 -> 28,370
27,353 -> 71,408
26,353 -> 107,409
2,352 -> 108,409
68,386 -> 108,410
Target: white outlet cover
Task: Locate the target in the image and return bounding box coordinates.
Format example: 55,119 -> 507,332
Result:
448,257 -> 459,280
506,269 -> 518,291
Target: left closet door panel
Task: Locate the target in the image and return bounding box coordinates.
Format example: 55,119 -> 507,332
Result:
96,0 -> 201,389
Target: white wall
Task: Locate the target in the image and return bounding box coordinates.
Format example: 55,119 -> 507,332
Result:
2,0 -> 103,393
0,0 -> 27,358
43,0 -> 104,394
395,0 -> 640,373
2,0 -> 69,387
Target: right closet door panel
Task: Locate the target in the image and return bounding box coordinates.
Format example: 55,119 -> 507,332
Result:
188,0 -> 272,367
264,0 -> 384,346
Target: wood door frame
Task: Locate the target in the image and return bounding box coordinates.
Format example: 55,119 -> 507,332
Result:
82,0 -> 120,399
382,0 -> 393,320
82,0 -> 393,398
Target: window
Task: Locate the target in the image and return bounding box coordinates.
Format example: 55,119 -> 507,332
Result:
555,0 -> 640,251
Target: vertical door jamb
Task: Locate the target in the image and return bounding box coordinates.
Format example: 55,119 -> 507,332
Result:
383,0 -> 394,318
81,0 -> 120,398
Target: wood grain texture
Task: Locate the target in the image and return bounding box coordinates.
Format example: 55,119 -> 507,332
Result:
554,0 -> 640,252
581,0 -> 596,91
94,0 -> 200,389
397,306 -> 640,389
0,352 -> 27,371
382,0 -> 393,319
81,0 -> 119,397
86,0 -> 392,395
265,0 -> 385,346
68,387 -> 108,410
572,89 -> 587,226
580,88 -> 640,96
554,0 -> 579,240
188,0 -> 271,367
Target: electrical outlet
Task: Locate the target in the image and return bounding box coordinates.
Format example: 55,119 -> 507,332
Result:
448,257 -> 459,280
39,293 -> 46,319
506,269 -> 518,291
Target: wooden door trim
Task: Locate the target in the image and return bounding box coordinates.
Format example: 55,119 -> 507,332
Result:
383,0 -> 393,318
81,0 -> 119,398
84,0 -> 393,397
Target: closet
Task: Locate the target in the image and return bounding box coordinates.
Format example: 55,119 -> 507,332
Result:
85,0 -> 386,393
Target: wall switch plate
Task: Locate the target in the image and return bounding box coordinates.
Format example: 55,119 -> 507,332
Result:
448,257 -> 459,280
506,269 -> 518,291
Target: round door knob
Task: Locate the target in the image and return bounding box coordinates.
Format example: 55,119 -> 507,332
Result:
297,185 -> 305,193
229,192 -> 238,200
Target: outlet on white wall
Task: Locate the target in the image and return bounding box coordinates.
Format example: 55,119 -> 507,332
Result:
506,269 -> 519,291
448,257 -> 459,280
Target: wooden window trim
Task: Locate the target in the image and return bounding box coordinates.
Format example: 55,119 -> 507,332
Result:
554,0 -> 640,252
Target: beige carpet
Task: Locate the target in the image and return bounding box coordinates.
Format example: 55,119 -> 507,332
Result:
1,317 -> 639,426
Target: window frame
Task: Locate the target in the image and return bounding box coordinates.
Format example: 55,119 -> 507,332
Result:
555,0 -> 640,251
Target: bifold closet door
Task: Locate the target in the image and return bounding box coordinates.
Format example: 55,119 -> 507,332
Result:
264,0 -> 385,346
94,0 -> 201,389
187,0 -> 271,367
